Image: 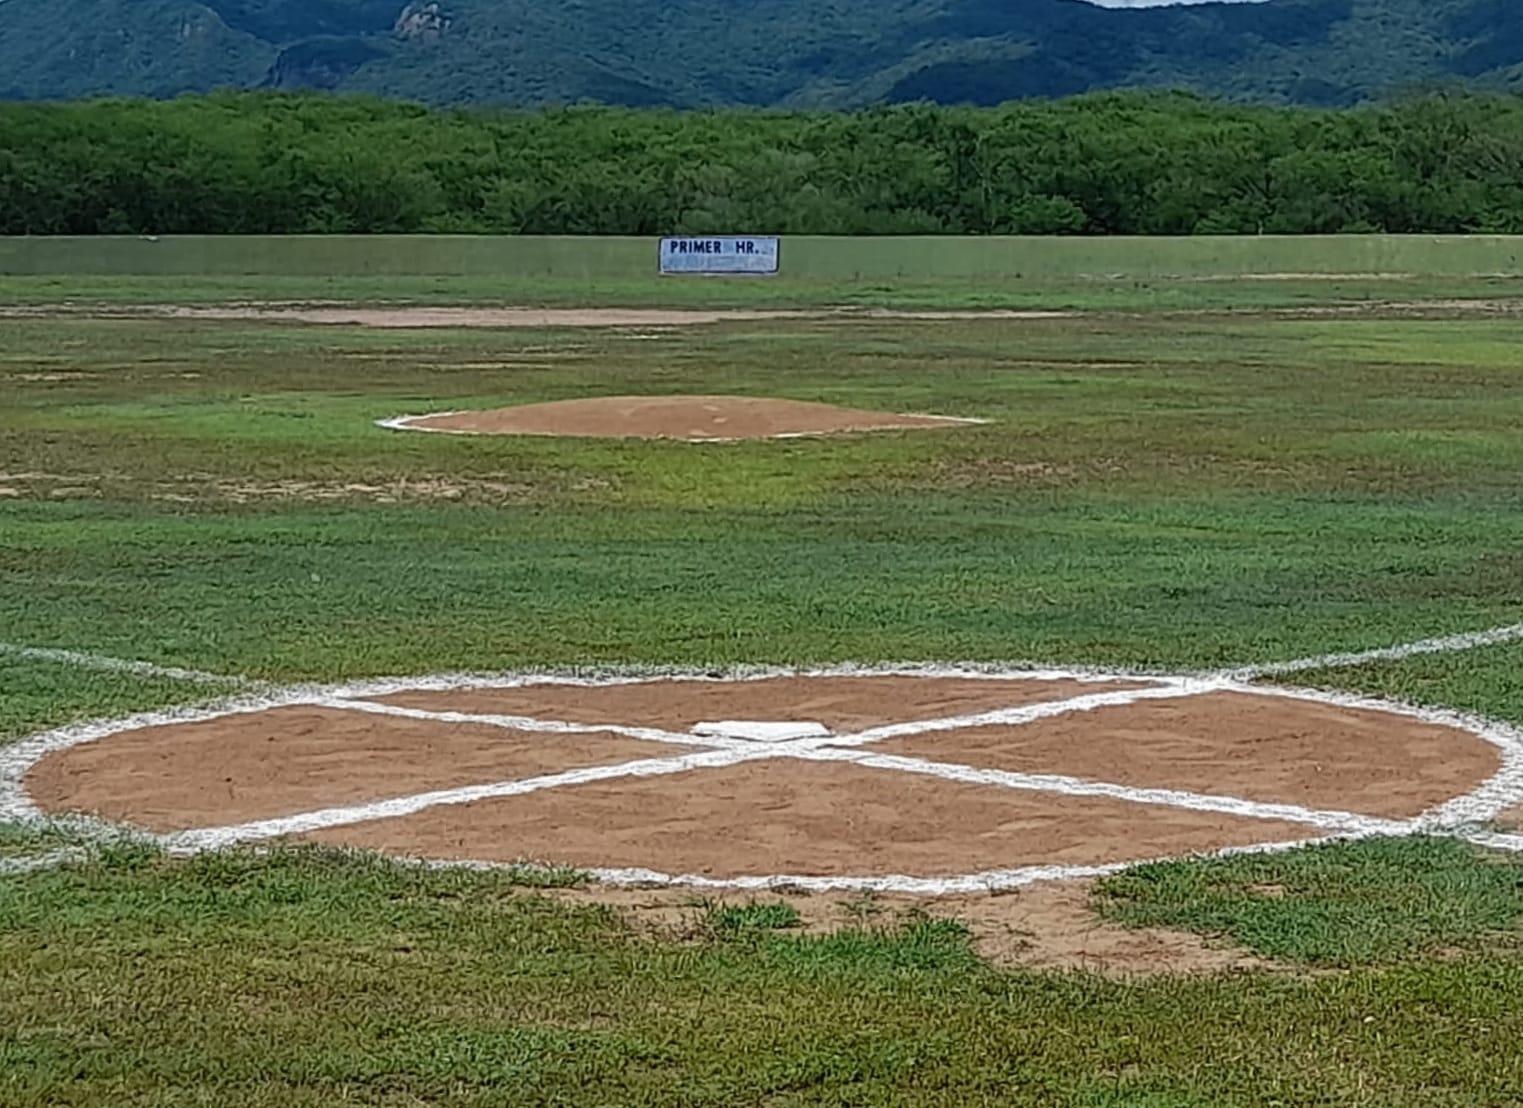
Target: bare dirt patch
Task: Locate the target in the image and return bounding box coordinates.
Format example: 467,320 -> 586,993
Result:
386,394 -> 979,441
553,879 -> 1268,975
376,674 -> 1144,733
161,306 -> 812,329
304,758 -> 1316,875
27,707 -> 678,832
12,372 -> 100,382
874,691 -> 1500,819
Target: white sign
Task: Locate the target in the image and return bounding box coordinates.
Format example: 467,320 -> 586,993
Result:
660,236 -> 779,275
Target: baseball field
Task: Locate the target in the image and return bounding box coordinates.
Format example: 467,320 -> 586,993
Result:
4,248 -> 1523,1105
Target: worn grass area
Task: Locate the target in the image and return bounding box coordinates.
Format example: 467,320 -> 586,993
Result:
4,279 -> 1523,1104
705,900 -> 806,937
1096,837 -> 1523,968
7,846 -> 1523,1106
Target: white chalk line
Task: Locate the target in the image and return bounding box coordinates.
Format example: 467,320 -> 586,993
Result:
0,847 -> 92,877
319,697 -> 743,752
166,746 -> 768,850
1226,623 -> 1523,681
414,832 -> 1374,896
375,412 -> 987,443
320,661 -> 1160,697
8,628 -> 1523,890
824,680 -> 1213,748
0,641 -> 250,686
175,681 -> 1400,851
797,746 -> 1413,836
153,682 -> 1236,848
89,673 -> 1468,861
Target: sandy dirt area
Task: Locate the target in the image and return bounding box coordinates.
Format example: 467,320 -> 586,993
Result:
385,394 -> 980,441
375,674 -> 1146,732
24,672 -> 1498,973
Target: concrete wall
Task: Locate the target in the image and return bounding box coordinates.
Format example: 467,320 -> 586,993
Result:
3,234 -> 1522,279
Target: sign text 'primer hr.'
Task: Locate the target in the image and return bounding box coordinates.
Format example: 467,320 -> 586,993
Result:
659,236 -> 780,275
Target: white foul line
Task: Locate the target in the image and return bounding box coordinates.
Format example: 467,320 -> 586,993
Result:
826,680 -> 1211,748
0,642 -> 249,686
1226,623 -> 1523,680
0,847 -> 91,877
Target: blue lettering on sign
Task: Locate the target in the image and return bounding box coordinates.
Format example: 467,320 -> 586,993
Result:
659,235 -> 779,275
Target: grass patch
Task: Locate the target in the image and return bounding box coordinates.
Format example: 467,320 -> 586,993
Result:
705,900 -> 805,937
1275,640 -> 1523,728
1096,837 -> 1523,968
0,654 -> 229,745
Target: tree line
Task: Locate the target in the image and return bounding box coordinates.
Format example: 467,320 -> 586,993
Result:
3,90 -> 1523,236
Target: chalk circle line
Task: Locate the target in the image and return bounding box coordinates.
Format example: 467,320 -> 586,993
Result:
3,650 -> 1523,894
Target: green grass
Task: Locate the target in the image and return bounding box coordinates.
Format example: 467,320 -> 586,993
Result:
4,276 -> 1523,1104
1275,641 -> 1523,728
1096,837 -> 1523,968
4,271 -> 1523,311
4,309 -> 1520,680
10,846 -> 1523,1105
0,655 -> 229,744
705,901 -> 806,937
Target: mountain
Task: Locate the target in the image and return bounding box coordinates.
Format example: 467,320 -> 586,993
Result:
2,0 -> 1521,107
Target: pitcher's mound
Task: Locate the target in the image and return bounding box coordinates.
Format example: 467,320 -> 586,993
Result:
380,395 -> 980,442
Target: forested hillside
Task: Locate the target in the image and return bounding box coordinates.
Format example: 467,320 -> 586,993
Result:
5,92 -> 1523,235
1,0 -> 1521,107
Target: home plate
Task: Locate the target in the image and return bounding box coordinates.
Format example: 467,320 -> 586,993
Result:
692,720 -> 832,743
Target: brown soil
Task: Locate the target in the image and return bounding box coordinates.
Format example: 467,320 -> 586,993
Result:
303,758 -> 1316,875
162,306 -> 811,329
391,395 -> 976,441
376,674 -> 1144,733
27,707 -> 678,832
873,691 -> 1500,819
554,879 -> 1269,975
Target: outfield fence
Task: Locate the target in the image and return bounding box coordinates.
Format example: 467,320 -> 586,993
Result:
2,235 -> 1523,280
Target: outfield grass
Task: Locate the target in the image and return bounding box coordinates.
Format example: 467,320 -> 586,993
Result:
4,272 -> 1523,311
3,277 -> 1523,1104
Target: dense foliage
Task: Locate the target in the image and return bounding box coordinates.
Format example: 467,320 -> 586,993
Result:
5,91 -> 1523,235
2,0 -> 1521,109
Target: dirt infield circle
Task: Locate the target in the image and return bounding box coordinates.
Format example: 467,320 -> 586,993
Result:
378,395 -> 982,442
7,668 -> 1521,893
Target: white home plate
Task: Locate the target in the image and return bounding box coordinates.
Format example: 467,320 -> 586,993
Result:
692,720 -> 832,743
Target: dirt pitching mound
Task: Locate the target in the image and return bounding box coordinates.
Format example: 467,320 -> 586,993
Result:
383,395 -> 980,442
